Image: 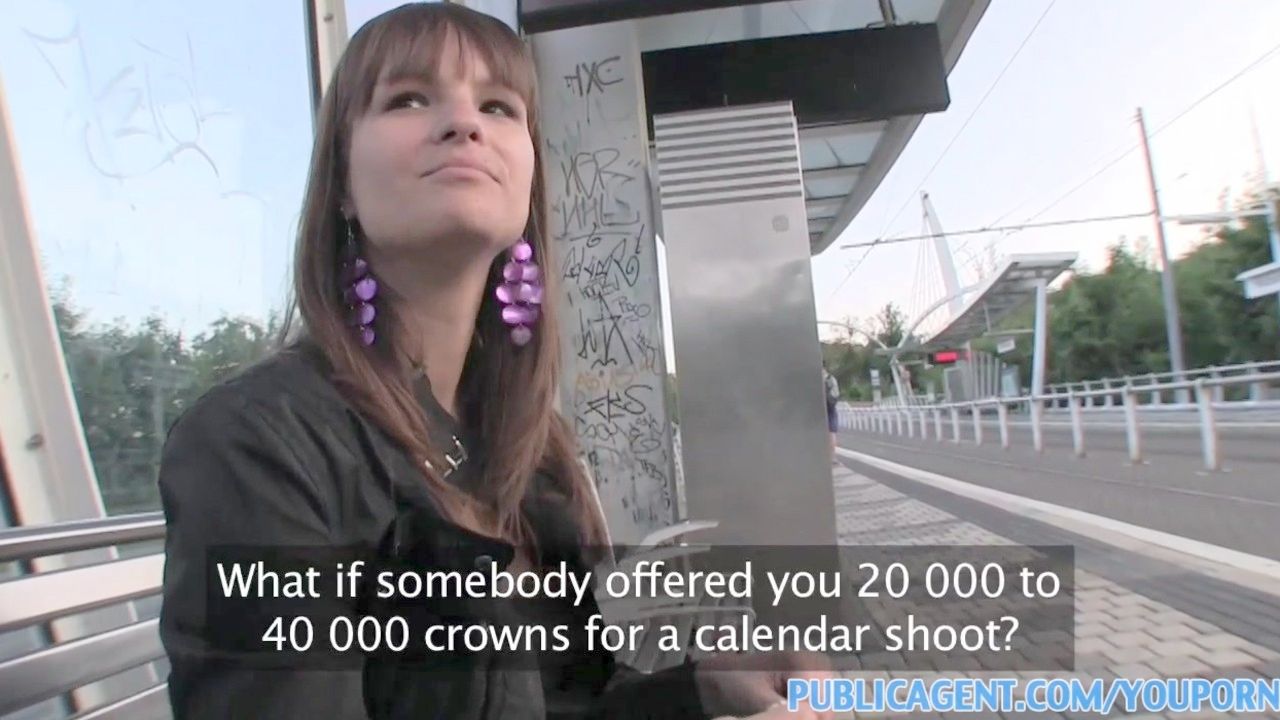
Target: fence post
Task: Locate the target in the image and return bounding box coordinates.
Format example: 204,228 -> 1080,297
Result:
971,403 -> 983,446
896,412 -> 904,436
1195,378 -> 1220,471
1122,385 -> 1143,464
1147,374 -> 1160,405
933,409 -> 943,442
1175,374 -> 1191,406
950,407 -> 961,443
905,411 -> 914,438
1251,380 -> 1270,403
1069,390 -> 1085,457
1103,379 -> 1114,408
1211,368 -> 1225,403
996,401 -> 1010,449
1030,394 -> 1044,453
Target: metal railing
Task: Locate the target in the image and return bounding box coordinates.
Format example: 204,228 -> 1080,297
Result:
866,360 -> 1280,411
843,370 -> 1280,471
0,503 -> 731,716
870,392 -> 936,409
1043,360 -> 1280,408
0,512 -> 170,719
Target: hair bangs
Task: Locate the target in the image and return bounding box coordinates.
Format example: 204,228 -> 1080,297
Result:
345,5 -> 537,125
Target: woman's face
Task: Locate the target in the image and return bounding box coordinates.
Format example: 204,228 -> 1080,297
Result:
346,31 -> 535,260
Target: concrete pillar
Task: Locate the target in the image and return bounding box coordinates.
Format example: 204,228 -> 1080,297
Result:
1030,278 -> 1048,423
532,23 -> 678,544
654,102 -> 837,547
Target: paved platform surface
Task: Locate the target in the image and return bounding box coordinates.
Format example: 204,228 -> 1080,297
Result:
836,425 -> 1280,561
832,457 -> 1280,719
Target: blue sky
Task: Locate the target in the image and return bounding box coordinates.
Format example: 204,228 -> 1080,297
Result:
0,0 -> 314,336
2,0 -> 1278,355
812,0 -> 1280,341
0,0 -> 470,340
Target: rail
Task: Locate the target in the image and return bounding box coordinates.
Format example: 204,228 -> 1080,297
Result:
844,370 -> 1280,471
1041,359 -> 1280,408
867,359 -> 1280,410
0,504 -> 731,717
0,512 -> 169,719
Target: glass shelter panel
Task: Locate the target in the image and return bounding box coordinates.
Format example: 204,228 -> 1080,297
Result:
0,0 -> 314,514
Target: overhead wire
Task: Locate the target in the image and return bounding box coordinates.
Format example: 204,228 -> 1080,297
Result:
836,32 -> 1280,285
839,210 -> 1154,248
827,0 -> 1057,299
1007,37 -> 1280,231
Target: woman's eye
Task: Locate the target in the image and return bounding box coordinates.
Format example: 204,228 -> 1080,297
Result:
481,100 -> 518,118
388,92 -> 428,110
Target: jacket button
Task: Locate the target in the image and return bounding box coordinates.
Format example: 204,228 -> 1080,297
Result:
474,554 -> 494,570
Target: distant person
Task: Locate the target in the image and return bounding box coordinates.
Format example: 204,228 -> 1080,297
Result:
823,366 -> 840,463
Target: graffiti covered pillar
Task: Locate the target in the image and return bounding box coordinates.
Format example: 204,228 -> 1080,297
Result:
530,23 -> 677,544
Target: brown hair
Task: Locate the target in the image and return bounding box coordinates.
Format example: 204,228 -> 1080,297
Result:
281,3 -> 606,552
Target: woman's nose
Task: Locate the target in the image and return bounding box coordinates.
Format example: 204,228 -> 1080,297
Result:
435,103 -> 482,144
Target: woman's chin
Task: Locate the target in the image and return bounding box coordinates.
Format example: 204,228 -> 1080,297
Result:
378,223 -> 516,260
431,204 -> 522,241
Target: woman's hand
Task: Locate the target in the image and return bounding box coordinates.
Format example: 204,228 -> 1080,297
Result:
711,700 -> 828,720
695,651 -> 836,719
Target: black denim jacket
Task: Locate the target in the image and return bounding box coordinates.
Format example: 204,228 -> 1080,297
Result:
157,344 -> 705,719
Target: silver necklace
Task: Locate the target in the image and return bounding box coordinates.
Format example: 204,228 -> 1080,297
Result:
408,359 -> 468,478
425,435 -> 468,478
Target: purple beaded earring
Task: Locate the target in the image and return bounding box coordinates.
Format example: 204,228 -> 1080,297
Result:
341,220 -> 378,347
495,236 -> 543,346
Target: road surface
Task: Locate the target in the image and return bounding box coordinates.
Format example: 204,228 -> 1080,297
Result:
836,416 -> 1280,560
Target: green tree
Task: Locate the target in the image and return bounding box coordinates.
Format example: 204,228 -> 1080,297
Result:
1047,244 -> 1168,381
188,316 -> 277,389
820,302 -> 912,402
991,196 -> 1279,388
874,303 -> 907,348
52,292 -> 274,514
1176,215 -> 1279,366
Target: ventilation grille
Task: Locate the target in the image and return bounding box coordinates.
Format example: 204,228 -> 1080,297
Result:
653,103 -> 803,211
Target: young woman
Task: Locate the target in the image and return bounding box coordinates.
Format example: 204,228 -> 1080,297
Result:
157,4 -> 829,719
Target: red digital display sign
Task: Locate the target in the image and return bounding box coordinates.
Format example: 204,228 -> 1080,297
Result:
931,350 -> 962,365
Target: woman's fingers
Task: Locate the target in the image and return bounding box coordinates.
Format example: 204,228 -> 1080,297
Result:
736,700 -> 817,720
